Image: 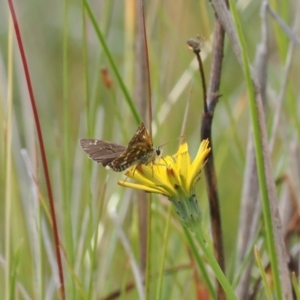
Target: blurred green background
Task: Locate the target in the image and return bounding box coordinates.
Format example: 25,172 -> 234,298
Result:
1,0 -> 298,299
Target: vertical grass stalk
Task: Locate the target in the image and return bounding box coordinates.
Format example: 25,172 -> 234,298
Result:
5,16 -> 14,300
228,0 -> 284,298
193,225 -> 237,300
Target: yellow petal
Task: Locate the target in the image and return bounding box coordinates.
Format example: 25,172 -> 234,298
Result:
118,180 -> 164,194
125,163 -> 177,197
172,143 -> 190,193
187,139 -> 210,191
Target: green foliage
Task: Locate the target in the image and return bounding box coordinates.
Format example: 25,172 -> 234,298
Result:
1,0 -> 299,299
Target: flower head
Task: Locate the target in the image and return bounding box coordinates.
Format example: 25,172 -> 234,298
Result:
118,139 -> 211,228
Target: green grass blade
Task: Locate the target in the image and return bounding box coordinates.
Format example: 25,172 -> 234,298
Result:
83,0 -> 141,124
193,225 -> 237,299
254,246 -> 273,300
227,0 -> 286,298
183,226 -> 216,299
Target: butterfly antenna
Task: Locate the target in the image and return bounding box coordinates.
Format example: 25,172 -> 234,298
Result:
158,135 -> 185,148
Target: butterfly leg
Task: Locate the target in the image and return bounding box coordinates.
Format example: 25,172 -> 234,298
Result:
122,176 -> 129,184
161,157 -> 168,167
133,164 -> 143,176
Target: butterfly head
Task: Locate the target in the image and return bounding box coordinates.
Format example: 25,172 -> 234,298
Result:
154,147 -> 163,162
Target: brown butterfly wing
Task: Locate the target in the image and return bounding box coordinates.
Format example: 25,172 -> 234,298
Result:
108,122 -> 154,171
127,122 -> 153,148
80,123 -> 154,172
80,139 -> 126,167
107,143 -> 150,171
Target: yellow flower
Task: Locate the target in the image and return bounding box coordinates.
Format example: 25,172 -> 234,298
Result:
118,139 -> 211,228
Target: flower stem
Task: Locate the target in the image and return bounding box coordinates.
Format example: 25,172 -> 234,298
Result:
193,225 -> 237,300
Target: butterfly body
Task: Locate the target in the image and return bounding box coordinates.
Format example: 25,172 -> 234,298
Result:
80,122 -> 162,172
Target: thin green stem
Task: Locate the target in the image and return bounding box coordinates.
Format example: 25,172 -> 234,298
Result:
193,225 -> 237,300
268,0 -> 288,61
62,1 -> 75,296
145,196 -> 152,300
228,0 -> 283,298
254,246 -> 273,300
183,227 -> 216,298
156,204 -> 172,300
292,273 -> 300,300
5,17 -> 13,300
80,2 -> 96,298
83,0 -> 141,124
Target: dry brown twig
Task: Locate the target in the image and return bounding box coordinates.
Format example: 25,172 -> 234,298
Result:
187,15 -> 227,300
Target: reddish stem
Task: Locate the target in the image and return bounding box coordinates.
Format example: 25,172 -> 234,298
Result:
7,1 -> 65,299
